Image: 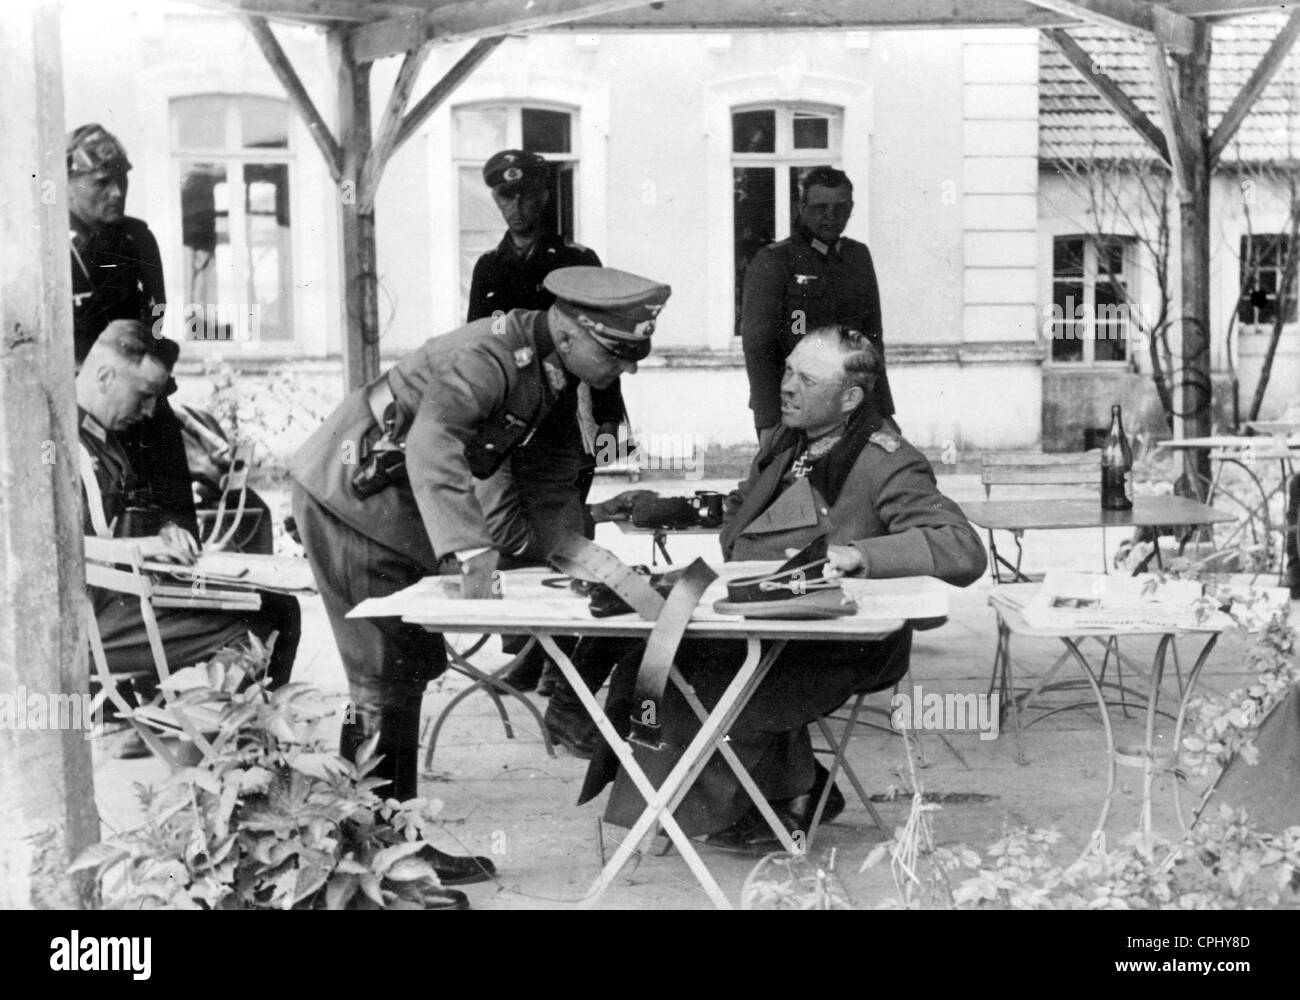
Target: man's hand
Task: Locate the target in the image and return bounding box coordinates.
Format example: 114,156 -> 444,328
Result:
757,425 -> 778,452
459,548 -> 501,599
160,523 -> 200,562
589,489 -> 658,524
823,544 -> 864,580
138,528 -> 198,566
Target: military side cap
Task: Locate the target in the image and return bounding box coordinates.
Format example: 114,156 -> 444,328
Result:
483,149 -> 547,192
545,266 -> 671,362
67,124 -> 132,176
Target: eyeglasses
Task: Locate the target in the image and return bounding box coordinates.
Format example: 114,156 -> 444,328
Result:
782,366 -> 845,390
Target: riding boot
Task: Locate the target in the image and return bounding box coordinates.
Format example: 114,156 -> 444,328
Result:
543,637 -> 638,758
339,701 -> 422,802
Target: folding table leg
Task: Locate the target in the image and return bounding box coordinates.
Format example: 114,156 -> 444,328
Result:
539,634 -> 785,909
666,648 -> 802,853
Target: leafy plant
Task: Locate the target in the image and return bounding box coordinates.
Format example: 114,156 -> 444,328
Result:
73,641 -> 452,910
1180,593 -> 1296,776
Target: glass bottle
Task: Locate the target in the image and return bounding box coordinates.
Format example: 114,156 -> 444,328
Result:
1101,404 -> 1133,511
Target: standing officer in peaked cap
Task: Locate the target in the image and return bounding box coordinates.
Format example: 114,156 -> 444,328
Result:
289,265 -> 670,900
467,150 -> 628,703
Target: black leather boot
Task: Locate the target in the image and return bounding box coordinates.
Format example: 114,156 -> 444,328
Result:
339,702 -> 420,800
543,638 -> 633,758
340,704 -> 495,888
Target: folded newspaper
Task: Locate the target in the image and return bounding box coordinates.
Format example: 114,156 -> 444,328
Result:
1023,571 -> 1288,632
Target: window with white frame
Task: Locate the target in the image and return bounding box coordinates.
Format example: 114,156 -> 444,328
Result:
732,105 -> 843,334
1238,233 -> 1297,326
453,104 -> 578,319
1049,234 -> 1134,364
171,95 -> 294,344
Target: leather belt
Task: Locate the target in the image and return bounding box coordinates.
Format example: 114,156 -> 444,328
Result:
547,533 -> 717,751
629,558 -> 716,750
548,534 -> 665,621
366,373 -> 394,428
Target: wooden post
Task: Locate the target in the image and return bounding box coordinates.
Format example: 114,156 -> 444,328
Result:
0,1 -> 100,908
1176,24 -> 1214,491
330,29 -> 380,392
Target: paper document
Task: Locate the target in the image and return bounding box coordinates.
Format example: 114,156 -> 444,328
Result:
1023,571 -> 1235,631
143,552 -> 317,594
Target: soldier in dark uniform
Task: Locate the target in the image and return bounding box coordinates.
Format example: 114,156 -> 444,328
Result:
740,166 -> 896,446
289,266 -> 671,896
467,150 -> 625,702
67,124 -> 197,539
77,322 -> 300,711
581,328 -> 985,847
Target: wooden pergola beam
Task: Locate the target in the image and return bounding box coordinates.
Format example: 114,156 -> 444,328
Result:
198,0 -> 419,23
1043,28 -> 1171,165
1146,38 -> 1193,198
1025,0 -> 1194,53
242,15 -> 344,183
1209,7 -> 1300,166
350,0 -> 662,63
359,42 -> 431,211
391,36 -> 506,153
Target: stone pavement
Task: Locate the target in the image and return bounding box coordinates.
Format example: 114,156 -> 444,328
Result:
88,471 -> 1283,909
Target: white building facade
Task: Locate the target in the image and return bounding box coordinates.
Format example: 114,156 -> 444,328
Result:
62,3 -> 1046,460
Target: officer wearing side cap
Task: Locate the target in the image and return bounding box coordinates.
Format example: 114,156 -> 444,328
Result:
289,265 -> 670,897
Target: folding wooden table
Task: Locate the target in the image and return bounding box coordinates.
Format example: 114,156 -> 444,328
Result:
352,566 -> 945,908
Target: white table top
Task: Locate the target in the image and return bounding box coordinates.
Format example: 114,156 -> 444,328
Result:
350,563 -> 953,642
1158,435 -> 1298,459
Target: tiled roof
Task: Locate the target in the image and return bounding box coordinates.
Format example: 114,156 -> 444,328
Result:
1040,12 -> 1300,163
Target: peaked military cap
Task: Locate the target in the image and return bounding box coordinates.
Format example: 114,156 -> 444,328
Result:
482,149 -> 547,193
545,266 -> 672,362
67,124 -> 132,176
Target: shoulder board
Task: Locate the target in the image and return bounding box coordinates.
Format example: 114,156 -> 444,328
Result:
562,238 -> 590,253
767,237 -> 792,251
868,430 -> 900,454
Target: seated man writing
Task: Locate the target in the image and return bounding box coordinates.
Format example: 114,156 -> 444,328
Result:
579,327 -> 987,847
78,321 -> 300,755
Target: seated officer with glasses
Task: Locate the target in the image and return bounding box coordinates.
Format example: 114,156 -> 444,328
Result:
289,265 -> 671,902
78,322 -> 301,758
579,327 -> 985,850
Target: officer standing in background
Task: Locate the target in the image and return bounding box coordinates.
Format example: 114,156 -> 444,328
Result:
468,150 -> 628,699
289,266 -> 671,902
739,166 -> 896,448
67,123 -> 198,539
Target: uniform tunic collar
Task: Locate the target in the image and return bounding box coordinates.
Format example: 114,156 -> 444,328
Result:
797,225 -> 842,260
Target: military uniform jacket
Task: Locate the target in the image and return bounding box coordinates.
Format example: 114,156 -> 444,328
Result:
289,309 -> 579,572
70,215 -> 166,364
467,230 -> 624,431
719,422 -> 986,587
740,228 -> 894,428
